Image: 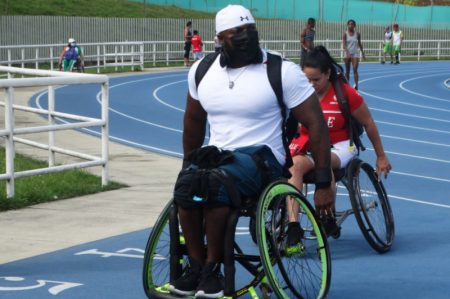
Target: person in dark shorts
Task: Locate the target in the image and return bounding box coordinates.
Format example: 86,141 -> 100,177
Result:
184,21 -> 193,66
300,18 -> 316,68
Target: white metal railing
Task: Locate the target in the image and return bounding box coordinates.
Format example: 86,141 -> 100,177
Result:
0,66 -> 109,198
0,42 -> 145,74
1,39 -> 449,72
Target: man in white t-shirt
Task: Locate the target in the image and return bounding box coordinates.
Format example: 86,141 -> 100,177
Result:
170,5 -> 333,298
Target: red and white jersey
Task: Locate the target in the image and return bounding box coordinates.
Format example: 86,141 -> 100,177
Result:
290,83 -> 363,155
191,34 -> 203,52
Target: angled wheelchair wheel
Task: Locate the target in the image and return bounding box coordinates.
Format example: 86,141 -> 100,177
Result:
256,181 -> 331,299
347,159 -> 395,253
143,200 -> 187,298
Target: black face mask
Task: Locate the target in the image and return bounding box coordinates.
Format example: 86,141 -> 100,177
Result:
220,30 -> 262,67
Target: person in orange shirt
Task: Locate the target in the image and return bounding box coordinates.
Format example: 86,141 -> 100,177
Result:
191,30 -> 204,61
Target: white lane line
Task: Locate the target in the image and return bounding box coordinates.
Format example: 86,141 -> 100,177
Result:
335,185 -> 450,209
371,107 -> 450,123
389,170 -> 450,183
365,147 -> 450,164
361,90 -> 450,112
376,120 -> 450,134
399,74 -> 450,103
359,72 -> 450,112
35,89 -> 183,133
380,134 -> 450,148
152,79 -> 186,112
388,194 -> 450,209
108,73 -> 187,89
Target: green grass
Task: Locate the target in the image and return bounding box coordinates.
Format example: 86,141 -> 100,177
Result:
0,148 -> 127,211
0,0 -> 214,18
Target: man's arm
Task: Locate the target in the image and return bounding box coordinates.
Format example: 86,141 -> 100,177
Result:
183,93 -> 207,163
291,93 -> 334,214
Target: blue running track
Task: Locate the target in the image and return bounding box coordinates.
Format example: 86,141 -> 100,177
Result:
1,61 -> 449,298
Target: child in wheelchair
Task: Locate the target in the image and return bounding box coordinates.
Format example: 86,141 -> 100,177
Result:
287,46 -> 392,245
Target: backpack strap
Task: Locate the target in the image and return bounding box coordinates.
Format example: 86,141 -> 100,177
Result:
195,52 -> 220,88
266,52 -> 293,176
333,75 -> 365,152
333,76 -> 354,147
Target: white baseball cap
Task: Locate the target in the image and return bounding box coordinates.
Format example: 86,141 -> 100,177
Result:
215,5 -> 255,35
68,38 -> 76,43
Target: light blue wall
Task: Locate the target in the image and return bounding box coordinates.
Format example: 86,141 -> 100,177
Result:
133,0 -> 450,28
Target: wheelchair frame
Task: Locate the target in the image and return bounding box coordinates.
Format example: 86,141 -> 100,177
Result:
303,157 -> 395,253
142,180 -> 332,299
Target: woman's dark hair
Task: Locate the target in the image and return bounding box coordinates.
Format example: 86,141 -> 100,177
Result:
303,45 -> 343,82
347,19 -> 356,25
186,21 -> 192,26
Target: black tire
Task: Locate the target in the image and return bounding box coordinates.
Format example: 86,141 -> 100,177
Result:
256,181 -> 331,299
347,159 -> 395,253
143,200 -> 186,298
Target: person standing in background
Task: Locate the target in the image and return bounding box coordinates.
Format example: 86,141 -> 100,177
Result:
299,18 -> 316,68
191,30 -> 204,61
392,23 -> 404,64
342,19 -> 365,90
184,21 -> 193,66
382,26 -> 393,64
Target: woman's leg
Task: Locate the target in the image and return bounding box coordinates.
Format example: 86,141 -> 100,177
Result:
288,155 -> 315,222
351,57 -> 360,89
344,57 -> 351,82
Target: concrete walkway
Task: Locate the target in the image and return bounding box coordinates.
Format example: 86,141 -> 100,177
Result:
0,70 -> 182,264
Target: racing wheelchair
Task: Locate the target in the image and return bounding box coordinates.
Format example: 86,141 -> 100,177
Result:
143,180 -> 332,299
302,157 -> 395,253
59,58 -> 85,73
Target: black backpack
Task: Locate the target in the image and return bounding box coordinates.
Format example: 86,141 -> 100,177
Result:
332,73 -> 366,152
194,51 -> 298,172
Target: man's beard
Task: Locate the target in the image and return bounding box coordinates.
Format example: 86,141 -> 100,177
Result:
220,30 -> 263,67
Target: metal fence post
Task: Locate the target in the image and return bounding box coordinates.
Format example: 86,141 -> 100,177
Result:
152,43 -> 156,67
5,87 -> 15,198
140,43 -> 144,70
418,41 -> 421,61
50,47 -> 54,71
35,48 -> 39,69
101,82 -> 109,187
437,41 -> 441,60
131,45 -> 135,71
48,85 -> 56,167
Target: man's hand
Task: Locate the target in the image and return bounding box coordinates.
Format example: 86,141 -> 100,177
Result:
313,186 -> 335,217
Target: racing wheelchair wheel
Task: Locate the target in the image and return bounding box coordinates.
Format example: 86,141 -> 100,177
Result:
347,158 -> 395,254
256,181 -> 331,299
142,200 -> 186,298
143,198 -> 271,298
